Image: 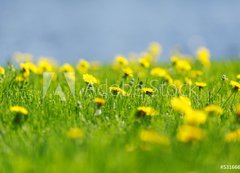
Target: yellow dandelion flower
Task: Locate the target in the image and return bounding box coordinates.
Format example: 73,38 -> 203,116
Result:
163,74 -> 173,84
140,52 -> 153,64
77,59 -> 90,73
225,129 -> 240,142
136,106 -> 159,117
175,59 -> 191,72
185,77 -> 192,85
150,67 -> 168,77
204,104 -> 223,115
67,128 -> 84,139
140,130 -> 169,145
94,98 -> 106,106
236,104 -> 240,117
60,63 -> 74,73
0,66 -> 5,75
177,125 -> 204,143
37,58 -> 55,74
195,82 -> 207,89
15,76 -> 26,82
196,47 -> 211,67
139,57 -> 150,68
184,109 -> 207,125
115,55 -> 128,66
171,55 -> 180,65
23,62 -> 38,74
230,80 -> 240,91
20,63 -> 30,78
148,42 -> 162,58
110,87 -> 127,95
171,96 -> 192,114
123,67 -> 133,77
237,74 -> 240,80
10,106 -> 28,115
190,70 -> 203,78
173,80 -> 183,90
142,87 -> 154,96
83,74 -> 99,85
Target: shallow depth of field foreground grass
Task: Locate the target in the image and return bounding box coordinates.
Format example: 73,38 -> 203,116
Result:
0,46 -> 240,173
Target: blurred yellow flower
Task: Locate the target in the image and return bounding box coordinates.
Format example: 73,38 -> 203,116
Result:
115,55 -> 128,66
142,87 -> 154,96
83,74 -> 99,85
237,74 -> 240,80
148,42 -> 162,58
175,59 -> 191,72
140,130 -> 169,145
110,87 -> 127,95
37,58 -> 55,74
171,96 -> 192,114
60,63 -> 74,73
136,106 -> 159,117
20,63 -> 31,78
230,80 -> 240,91
196,47 -> 211,67
150,67 -> 168,77
173,80 -> 183,90
0,66 -> 5,75
163,74 -> 173,84
10,106 -> 28,115
190,70 -> 203,78
225,129 -> 240,142
15,76 -> 25,82
94,98 -> 106,106
77,59 -> 90,73
140,52 -> 154,64
67,128 -> 84,139
184,109 -> 207,125
195,82 -> 207,89
177,125 -> 204,143
139,57 -> 150,68
185,77 -> 192,85
236,104 -> 240,117
21,62 -> 38,74
123,67 -> 133,77
171,55 -> 180,65
204,104 -> 223,115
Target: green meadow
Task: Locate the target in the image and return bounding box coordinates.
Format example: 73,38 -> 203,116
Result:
0,56 -> 240,173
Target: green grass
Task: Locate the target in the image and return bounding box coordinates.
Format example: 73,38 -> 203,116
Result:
0,60 -> 240,173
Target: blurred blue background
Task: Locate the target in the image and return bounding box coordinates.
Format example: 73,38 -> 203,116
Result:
0,0 -> 240,64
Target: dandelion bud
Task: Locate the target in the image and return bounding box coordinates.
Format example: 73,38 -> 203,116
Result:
94,98 -> 106,109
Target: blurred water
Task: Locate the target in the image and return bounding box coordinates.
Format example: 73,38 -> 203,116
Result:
0,0 -> 240,64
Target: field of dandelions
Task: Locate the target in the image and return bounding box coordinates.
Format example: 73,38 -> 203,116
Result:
0,43 -> 240,173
